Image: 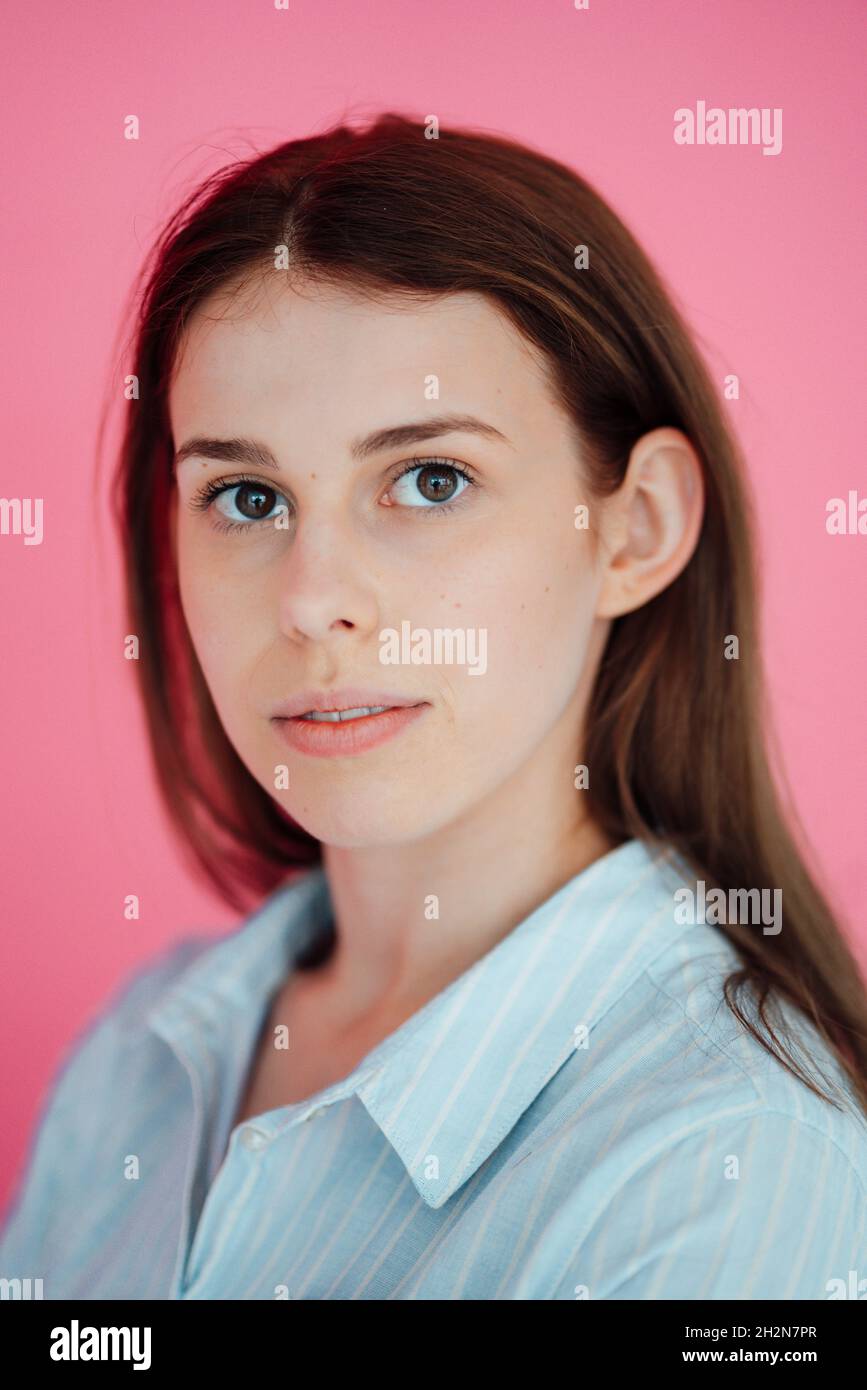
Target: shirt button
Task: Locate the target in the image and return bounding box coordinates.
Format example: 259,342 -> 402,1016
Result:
240,1125 -> 269,1151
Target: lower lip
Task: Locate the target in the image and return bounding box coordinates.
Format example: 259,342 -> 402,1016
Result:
272,704 -> 429,758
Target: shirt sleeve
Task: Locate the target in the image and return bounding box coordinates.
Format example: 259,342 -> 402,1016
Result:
0,939 -> 204,1282
518,1109 -> 867,1300
0,1005 -> 125,1281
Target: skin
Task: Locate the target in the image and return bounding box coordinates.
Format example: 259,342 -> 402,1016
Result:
168,272 -> 704,1062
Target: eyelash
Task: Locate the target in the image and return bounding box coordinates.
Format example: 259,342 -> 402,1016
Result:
186,456 -> 478,535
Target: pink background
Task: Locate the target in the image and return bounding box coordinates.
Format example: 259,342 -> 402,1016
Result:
1,0 -> 865,1209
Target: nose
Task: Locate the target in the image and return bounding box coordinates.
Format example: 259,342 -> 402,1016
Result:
275,511 -> 381,646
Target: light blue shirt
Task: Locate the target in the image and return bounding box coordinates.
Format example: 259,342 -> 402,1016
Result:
2,838 -> 866,1300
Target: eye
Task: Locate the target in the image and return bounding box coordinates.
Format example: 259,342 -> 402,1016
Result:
186,456 -> 477,534
187,474 -> 290,534
384,457 -> 475,514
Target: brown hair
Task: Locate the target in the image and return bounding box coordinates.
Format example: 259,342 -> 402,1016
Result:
104,111 -> 867,1114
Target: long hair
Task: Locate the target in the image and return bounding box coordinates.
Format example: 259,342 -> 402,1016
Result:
105,111 -> 867,1114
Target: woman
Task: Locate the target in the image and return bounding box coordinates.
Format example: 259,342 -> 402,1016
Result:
2,112 -> 866,1300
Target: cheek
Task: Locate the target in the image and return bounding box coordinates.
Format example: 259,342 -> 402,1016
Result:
485,514 -> 595,633
176,534 -> 265,704
415,527 -> 599,724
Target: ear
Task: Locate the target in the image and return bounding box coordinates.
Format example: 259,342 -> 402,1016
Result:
594,427 -> 704,619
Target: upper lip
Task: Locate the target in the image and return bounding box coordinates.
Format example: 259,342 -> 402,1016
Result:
271,689 -> 428,719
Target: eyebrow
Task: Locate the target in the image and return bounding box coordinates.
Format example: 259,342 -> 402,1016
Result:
172,413 -> 513,474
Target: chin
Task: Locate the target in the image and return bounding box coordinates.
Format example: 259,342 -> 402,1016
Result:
277,792 -> 428,850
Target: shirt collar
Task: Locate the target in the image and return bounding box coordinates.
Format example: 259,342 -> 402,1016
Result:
146,838 -> 690,1209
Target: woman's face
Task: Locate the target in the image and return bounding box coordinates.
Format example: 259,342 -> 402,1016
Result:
168,274 -> 611,847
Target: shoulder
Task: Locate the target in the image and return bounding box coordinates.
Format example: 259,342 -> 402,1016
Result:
516,1094 -> 867,1299
48,934 -> 214,1086
0,933 -> 213,1265
5,935 -> 213,1164
641,926 -> 867,1151
513,894 -> 867,1298
617,845 -> 867,1148
22,864 -> 322,1111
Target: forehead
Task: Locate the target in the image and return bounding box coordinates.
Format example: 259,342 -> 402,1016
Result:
167,274 -> 562,446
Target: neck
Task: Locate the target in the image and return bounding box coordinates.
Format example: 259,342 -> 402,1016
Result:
312,759 -> 617,1031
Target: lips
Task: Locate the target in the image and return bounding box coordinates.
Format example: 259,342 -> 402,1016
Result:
271,689 -> 427,721
298,705 -> 391,722
271,696 -> 429,758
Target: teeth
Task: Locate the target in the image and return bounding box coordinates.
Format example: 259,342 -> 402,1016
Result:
300,705 -> 391,722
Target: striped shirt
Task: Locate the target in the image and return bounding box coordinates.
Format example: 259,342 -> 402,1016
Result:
1,837 -> 866,1300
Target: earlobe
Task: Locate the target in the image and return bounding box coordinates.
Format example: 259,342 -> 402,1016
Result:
594,427 -> 704,619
